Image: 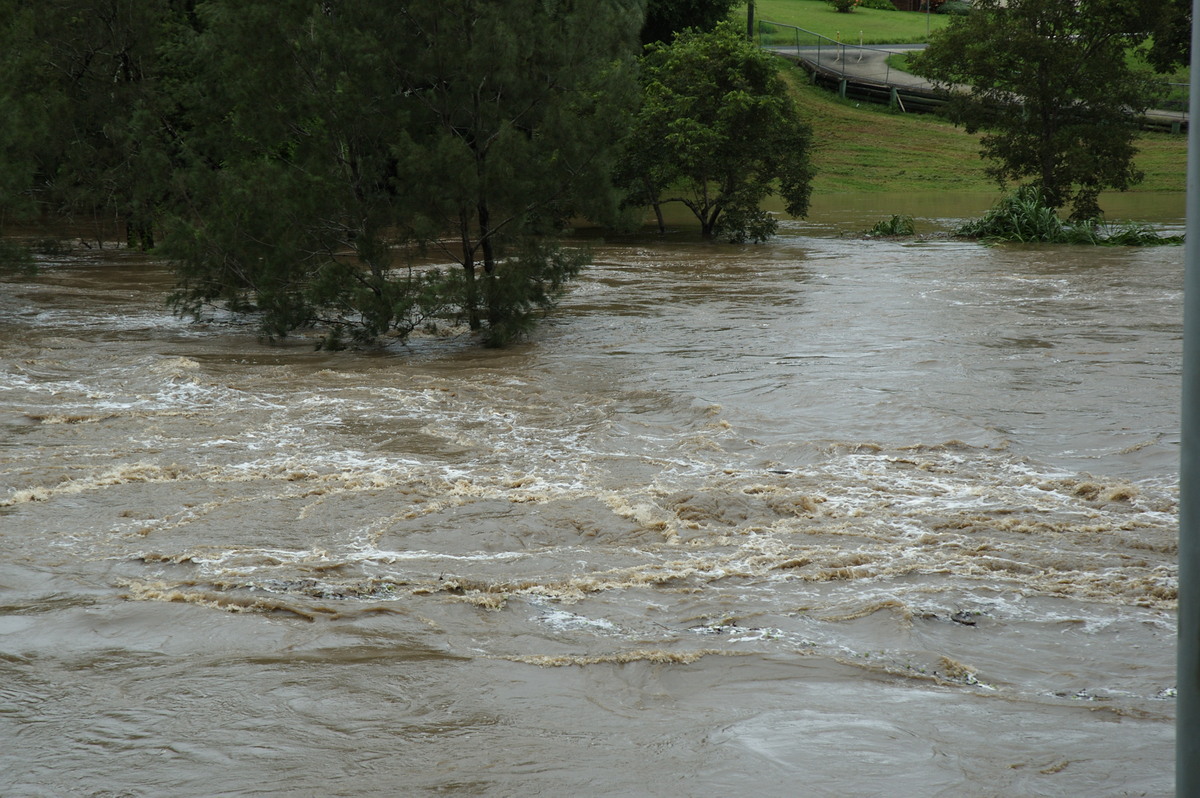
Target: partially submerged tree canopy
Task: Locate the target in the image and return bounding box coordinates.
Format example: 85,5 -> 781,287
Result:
166,0 -> 643,346
913,0 -> 1163,220
0,0 -> 646,347
618,21 -> 814,242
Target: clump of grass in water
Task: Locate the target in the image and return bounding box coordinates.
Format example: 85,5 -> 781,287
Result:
958,186 -> 1183,246
866,214 -> 916,237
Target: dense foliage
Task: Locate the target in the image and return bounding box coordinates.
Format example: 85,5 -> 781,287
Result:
1,0 -> 645,345
640,0 -> 739,44
617,22 -> 815,242
1143,0 -> 1191,73
167,0 -> 644,345
913,0 -> 1165,220
1,2 -> 823,330
0,0 -> 188,248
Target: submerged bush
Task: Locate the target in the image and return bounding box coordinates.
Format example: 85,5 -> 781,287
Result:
1098,223 -> 1184,246
958,187 -> 1182,246
958,186 -> 1063,242
867,214 -> 916,237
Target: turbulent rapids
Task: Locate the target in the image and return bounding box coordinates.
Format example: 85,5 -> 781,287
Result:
0,205 -> 1184,795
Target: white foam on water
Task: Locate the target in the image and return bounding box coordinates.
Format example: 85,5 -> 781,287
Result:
536,607 -> 620,634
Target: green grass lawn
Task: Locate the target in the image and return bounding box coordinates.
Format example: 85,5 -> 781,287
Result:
777,61 -> 1186,195
748,2 -> 1187,110
783,64 -> 989,192
739,0 -> 951,44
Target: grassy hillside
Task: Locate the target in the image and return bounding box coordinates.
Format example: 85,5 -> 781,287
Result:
779,61 -> 1186,195
742,2 -> 1186,196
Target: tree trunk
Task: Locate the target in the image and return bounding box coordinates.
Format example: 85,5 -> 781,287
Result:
700,206 -> 721,239
478,200 -> 502,327
460,212 -> 481,330
126,219 -> 154,251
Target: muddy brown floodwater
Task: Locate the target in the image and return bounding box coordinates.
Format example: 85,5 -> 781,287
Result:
0,193 -> 1185,796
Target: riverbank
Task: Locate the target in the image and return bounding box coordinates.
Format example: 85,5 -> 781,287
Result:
783,61 -> 1187,198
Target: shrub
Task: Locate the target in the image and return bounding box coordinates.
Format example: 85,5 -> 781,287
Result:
936,0 -> 973,14
958,186 -> 1063,242
867,214 -> 916,236
959,186 -> 1183,246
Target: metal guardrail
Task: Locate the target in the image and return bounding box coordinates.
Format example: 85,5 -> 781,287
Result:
758,19 -> 1189,133
756,20 -> 916,86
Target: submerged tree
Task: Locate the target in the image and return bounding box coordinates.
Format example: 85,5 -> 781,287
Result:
164,0 -> 644,346
618,22 -> 814,242
0,0 -> 644,346
163,1 -> 455,343
391,0 -> 643,340
913,0 -> 1162,220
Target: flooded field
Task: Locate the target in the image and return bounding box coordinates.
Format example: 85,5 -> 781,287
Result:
0,193 -> 1184,796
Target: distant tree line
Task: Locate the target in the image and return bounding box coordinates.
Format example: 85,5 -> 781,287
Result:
1,0 -> 804,347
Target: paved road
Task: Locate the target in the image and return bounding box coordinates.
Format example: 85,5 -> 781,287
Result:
769,42 -> 932,89
773,42 -> 1188,127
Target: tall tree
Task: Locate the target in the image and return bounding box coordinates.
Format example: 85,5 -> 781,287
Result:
0,0 -> 192,247
391,0 -> 643,337
163,0 -> 440,341
0,0 -> 46,226
1144,0 -> 1191,73
165,0 -> 644,345
913,0 -> 1162,219
617,21 -> 814,242
640,0 -> 737,45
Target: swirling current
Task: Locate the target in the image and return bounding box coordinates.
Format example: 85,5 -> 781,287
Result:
0,196 -> 1185,796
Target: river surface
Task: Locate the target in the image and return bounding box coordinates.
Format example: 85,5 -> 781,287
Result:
0,194 -> 1185,796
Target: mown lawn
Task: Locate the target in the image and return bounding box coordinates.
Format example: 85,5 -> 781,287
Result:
739,0 -> 951,44
779,62 -> 1186,195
